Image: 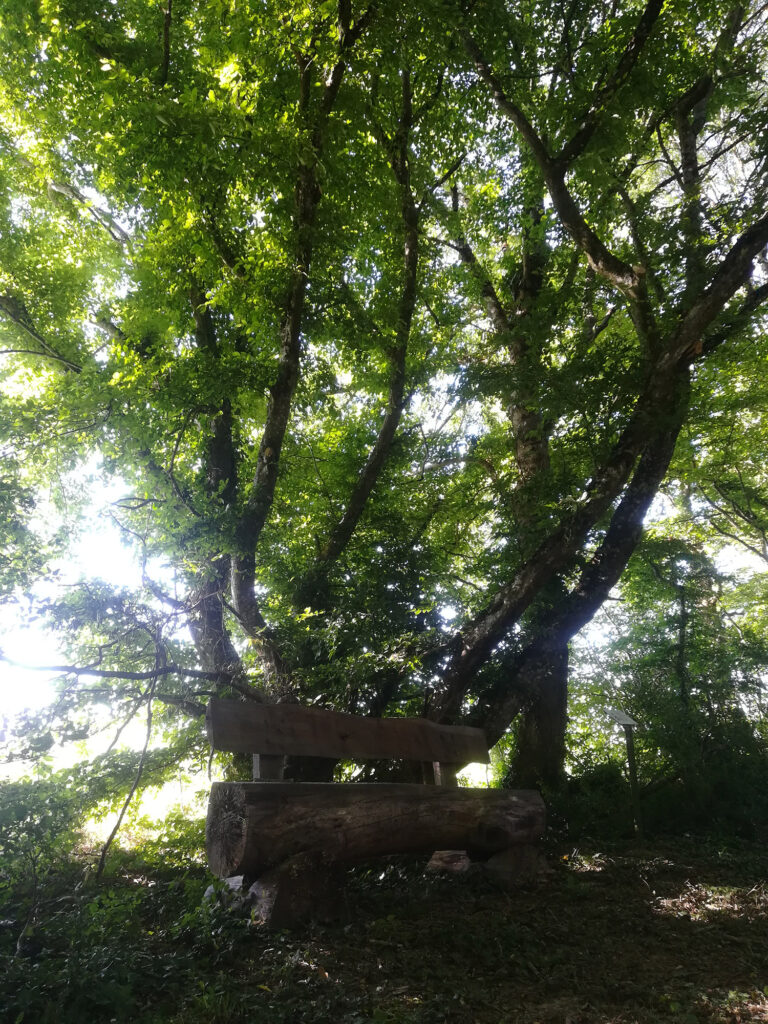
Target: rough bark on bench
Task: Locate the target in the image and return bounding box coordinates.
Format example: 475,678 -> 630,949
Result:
206,781 -> 545,878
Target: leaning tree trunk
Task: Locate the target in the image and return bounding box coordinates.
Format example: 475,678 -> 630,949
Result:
509,643 -> 569,790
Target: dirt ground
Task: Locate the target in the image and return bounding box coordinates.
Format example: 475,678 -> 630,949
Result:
170,838 -> 768,1024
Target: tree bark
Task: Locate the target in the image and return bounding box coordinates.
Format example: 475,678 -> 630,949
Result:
508,644 -> 569,790
206,782 -> 545,878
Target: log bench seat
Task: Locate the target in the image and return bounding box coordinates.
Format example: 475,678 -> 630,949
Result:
205,699 -> 545,927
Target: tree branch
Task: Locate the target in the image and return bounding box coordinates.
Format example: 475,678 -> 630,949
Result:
297,66 -> 418,591
696,483 -> 768,562
0,347 -> 81,368
0,295 -> 81,372
0,653 -> 228,683
159,0 -> 172,87
96,667 -> 158,880
660,210 -> 768,370
432,199 -> 766,722
430,341 -> 694,717
232,13 -> 375,624
558,0 -> 665,164
481,370 -> 689,740
441,177 -> 551,484
47,180 -> 129,245
460,29 -> 648,313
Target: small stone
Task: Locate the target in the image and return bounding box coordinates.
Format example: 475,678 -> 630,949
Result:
426,850 -> 472,874
203,874 -> 245,904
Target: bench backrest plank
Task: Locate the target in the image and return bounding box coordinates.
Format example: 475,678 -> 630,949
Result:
206,699 -> 489,766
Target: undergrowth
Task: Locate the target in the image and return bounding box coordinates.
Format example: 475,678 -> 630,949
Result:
2,827 -> 767,1024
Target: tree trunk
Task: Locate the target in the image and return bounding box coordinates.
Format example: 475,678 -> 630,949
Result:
206,782 -> 545,878
509,643 -> 569,790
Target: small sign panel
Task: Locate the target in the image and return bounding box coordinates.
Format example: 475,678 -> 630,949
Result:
605,707 -> 639,728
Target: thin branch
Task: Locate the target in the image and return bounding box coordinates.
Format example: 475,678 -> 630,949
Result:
700,279 -> 768,356
160,0 -> 172,87
413,68 -> 445,124
696,484 -> 768,561
421,151 -> 467,207
655,124 -> 685,189
95,671 -> 158,881
0,347 -> 82,368
0,653 -> 225,682
105,698 -> 145,754
706,516 -> 768,563
165,408 -> 203,518
48,181 -> 130,245
0,295 -> 81,372
112,496 -> 162,510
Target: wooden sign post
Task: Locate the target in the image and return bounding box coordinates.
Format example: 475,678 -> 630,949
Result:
606,708 -> 642,836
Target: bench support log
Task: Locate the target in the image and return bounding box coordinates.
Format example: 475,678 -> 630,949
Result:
248,853 -> 346,928
206,782 -> 545,879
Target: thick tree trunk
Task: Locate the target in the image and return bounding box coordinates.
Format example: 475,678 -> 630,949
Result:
206,782 -> 545,878
509,644 -> 569,790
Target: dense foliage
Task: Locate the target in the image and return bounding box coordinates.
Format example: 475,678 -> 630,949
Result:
1,0 -> 767,791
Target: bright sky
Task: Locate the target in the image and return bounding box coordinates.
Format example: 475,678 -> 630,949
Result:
2,471 -> 141,721
0,473 -> 208,830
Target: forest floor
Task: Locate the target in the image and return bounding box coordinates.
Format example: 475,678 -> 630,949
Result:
173,836 -> 768,1024
3,835 -> 768,1024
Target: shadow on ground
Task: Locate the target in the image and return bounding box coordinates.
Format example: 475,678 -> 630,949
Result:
187,839 -> 768,1024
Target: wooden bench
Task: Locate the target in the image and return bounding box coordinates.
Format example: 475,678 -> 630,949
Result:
205,699 -> 545,926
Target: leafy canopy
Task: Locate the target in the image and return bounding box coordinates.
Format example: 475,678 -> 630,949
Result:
0,0 -> 767,777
